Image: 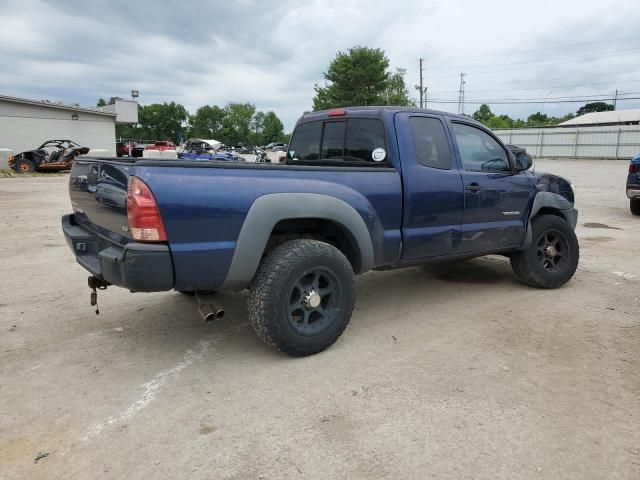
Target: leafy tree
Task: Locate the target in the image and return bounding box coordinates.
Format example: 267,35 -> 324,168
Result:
189,105 -> 225,139
220,102 -> 256,146
108,96 -> 123,105
250,111 -> 266,146
313,46 -> 392,110
121,102 -> 188,142
576,102 -> 614,116
383,68 -> 414,106
96,98 -> 107,107
473,104 -> 494,124
260,111 -> 286,144
527,112 -> 550,127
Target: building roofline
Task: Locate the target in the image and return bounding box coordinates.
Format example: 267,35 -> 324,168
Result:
0,94 -> 117,116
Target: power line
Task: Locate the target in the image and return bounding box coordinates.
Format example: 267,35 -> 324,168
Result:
426,34 -> 640,62
427,48 -> 640,78
427,96 -> 640,105
427,78 -> 640,95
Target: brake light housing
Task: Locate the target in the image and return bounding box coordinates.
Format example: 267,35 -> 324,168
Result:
629,163 -> 639,174
127,176 -> 167,242
328,108 -> 346,117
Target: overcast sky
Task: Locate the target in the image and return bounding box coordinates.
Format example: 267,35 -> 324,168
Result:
1,0 -> 639,130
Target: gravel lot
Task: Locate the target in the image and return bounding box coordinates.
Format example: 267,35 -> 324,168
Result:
1,160 -> 638,480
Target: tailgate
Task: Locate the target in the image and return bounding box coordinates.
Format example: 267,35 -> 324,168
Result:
69,158 -> 132,243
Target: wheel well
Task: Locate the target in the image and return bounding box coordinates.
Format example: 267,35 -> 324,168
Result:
535,207 -> 563,217
534,207 -> 565,221
266,218 -> 361,272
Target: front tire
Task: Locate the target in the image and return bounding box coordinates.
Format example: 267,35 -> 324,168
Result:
631,198 -> 640,216
14,158 -> 35,174
248,239 -> 355,357
510,214 -> 579,288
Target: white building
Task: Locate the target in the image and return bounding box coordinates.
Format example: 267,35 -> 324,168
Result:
0,95 -> 138,155
558,108 -> 640,127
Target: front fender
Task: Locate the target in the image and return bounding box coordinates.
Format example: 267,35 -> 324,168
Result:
220,193 -> 375,290
519,191 -> 578,250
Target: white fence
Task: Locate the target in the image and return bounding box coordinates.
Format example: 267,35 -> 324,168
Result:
493,125 -> 640,160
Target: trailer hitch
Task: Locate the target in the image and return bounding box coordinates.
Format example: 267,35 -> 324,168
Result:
88,276 -> 109,315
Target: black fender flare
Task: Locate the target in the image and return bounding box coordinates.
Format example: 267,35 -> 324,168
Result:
220,193 -> 375,290
519,191 -> 578,250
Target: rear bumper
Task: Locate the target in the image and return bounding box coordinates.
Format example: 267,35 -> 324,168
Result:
62,214 -> 174,292
626,185 -> 640,199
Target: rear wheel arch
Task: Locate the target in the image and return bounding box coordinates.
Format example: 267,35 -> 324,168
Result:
221,193 -> 375,290
266,217 -> 361,272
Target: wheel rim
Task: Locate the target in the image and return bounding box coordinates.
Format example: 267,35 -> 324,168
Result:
19,162 -> 32,173
287,267 -> 340,336
535,229 -> 569,273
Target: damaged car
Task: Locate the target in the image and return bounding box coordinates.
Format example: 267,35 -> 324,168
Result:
9,140 -> 90,173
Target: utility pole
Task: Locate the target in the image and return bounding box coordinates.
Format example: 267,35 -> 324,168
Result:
414,58 -> 426,108
613,89 -> 618,110
457,73 -> 466,115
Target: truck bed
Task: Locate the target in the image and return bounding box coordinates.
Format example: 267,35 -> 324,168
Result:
69,157 -> 403,292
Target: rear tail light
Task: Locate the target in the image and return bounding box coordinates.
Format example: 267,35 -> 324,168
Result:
629,163 -> 639,174
127,176 -> 167,242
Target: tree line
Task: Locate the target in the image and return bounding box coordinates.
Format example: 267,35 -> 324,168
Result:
101,45 -> 618,145
98,99 -> 287,146
310,46 -> 617,130
470,101 -> 615,129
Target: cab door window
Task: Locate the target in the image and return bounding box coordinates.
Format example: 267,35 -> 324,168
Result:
452,123 -> 510,173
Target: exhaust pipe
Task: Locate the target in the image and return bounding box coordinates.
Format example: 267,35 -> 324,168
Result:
198,302 -> 225,322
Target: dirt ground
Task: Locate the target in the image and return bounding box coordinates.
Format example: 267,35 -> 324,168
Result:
1,159 -> 638,480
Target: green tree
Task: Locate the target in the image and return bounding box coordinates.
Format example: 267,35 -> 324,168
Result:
260,111 -> 286,144
128,102 -> 188,142
250,111 -> 266,146
313,46 -> 392,110
96,98 -> 107,107
576,102 -> 614,116
473,104 -> 494,124
383,68 -> 414,106
189,105 -> 225,139
220,102 -> 256,146
527,112 -> 550,127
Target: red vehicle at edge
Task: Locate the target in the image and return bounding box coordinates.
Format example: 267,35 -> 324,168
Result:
145,141 -> 175,151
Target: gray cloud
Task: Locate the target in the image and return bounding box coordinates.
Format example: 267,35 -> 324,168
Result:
1,0 -> 639,129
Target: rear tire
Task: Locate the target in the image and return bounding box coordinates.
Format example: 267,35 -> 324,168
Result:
510,214 -> 579,288
248,239 -> 355,357
631,198 -> 640,216
14,158 -> 35,174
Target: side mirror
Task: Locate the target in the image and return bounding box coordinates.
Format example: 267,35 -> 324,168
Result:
515,152 -> 533,171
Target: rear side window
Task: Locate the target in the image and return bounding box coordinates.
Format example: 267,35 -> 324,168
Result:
321,121 -> 346,159
344,118 -> 387,163
409,117 -> 452,169
288,122 -> 322,161
288,118 -> 387,166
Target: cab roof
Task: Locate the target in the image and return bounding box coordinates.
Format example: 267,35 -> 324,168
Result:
299,106 -> 479,126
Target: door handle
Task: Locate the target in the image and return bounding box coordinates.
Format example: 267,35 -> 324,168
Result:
465,183 -> 480,192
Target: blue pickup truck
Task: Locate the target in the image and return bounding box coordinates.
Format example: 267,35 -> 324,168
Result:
628,153 -> 640,215
63,106 -> 579,356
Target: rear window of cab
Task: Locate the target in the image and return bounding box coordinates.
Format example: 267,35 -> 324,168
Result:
287,118 -> 388,166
